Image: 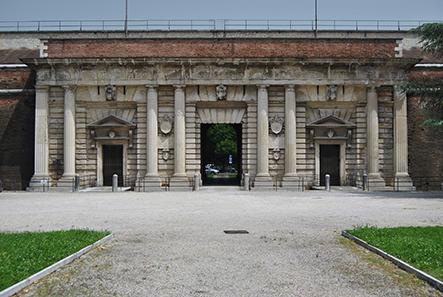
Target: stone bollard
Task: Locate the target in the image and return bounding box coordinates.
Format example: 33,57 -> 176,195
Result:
194,172 -> 200,191
112,174 -> 118,192
325,174 -> 330,191
243,173 -> 250,191
363,173 -> 368,191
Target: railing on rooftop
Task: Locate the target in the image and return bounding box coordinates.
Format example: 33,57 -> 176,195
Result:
0,19 -> 442,32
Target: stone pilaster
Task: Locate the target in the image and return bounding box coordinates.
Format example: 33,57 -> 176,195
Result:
393,86 -> 414,191
28,85 -> 50,191
366,86 -> 386,190
144,85 -> 161,190
282,85 -> 300,189
170,85 -> 191,190
254,85 -> 273,189
58,85 -> 78,190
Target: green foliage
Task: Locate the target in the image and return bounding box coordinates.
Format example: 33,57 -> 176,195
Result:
404,23 -> 443,126
348,226 -> 443,280
0,229 -> 110,291
413,23 -> 443,56
206,124 -> 237,156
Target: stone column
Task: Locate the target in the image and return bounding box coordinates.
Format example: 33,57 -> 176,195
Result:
393,86 -> 413,191
170,85 -> 190,190
28,85 -> 50,191
144,85 -> 161,190
58,86 -> 78,189
254,85 -> 273,189
282,85 -> 299,189
366,86 -> 385,190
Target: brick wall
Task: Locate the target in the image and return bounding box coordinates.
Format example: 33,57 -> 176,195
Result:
47,39 -> 397,59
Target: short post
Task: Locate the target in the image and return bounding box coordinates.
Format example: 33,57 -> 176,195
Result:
243,173 -> 250,191
194,172 -> 200,191
363,173 -> 368,191
325,174 -> 330,191
112,174 -> 118,192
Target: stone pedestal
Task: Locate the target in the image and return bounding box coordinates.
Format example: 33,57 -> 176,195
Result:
28,86 -> 51,191
145,85 -> 161,190
170,85 -> 191,190
253,85 -> 273,190
366,86 -> 386,191
393,87 -> 414,191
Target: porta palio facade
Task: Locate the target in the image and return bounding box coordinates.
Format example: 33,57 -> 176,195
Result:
24,32 -> 417,191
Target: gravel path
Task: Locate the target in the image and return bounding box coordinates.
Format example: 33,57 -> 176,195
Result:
0,189 -> 442,297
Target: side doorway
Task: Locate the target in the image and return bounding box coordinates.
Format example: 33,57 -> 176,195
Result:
102,145 -> 123,186
319,144 -> 340,186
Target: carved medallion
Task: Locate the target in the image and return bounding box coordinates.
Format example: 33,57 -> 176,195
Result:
159,115 -> 173,135
105,84 -> 116,101
215,84 -> 227,100
270,115 -> 284,135
162,149 -> 170,161
326,85 -> 338,101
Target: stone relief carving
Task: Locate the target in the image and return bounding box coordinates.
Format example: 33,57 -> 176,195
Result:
269,115 -> 284,135
216,84 -> 227,100
326,85 -> 338,101
272,148 -> 281,161
159,115 -> 173,135
105,84 -> 117,101
161,148 -> 170,161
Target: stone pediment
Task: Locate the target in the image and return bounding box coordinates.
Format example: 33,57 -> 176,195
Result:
87,115 -> 135,128
306,115 -> 355,128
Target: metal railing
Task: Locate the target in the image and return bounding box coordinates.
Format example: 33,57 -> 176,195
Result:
0,19 -> 442,32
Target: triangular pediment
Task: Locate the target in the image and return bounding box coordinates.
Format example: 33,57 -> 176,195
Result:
87,115 -> 135,128
307,115 -> 355,127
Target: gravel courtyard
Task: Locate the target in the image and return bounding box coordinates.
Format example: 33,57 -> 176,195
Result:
0,189 -> 442,297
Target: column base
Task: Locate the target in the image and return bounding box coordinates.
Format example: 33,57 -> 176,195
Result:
27,175 -> 51,192
141,175 -> 162,192
281,175 -> 304,191
393,173 -> 415,191
367,173 -> 387,191
253,174 -> 274,191
56,174 -> 78,192
169,175 -> 192,191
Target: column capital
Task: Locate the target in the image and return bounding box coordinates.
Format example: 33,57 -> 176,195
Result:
285,85 -> 296,92
62,85 -> 77,92
35,85 -> 49,92
173,84 -> 186,89
257,84 -> 269,90
145,84 -> 158,89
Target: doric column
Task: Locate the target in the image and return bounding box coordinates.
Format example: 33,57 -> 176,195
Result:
393,86 -> 413,190
366,86 -> 385,190
254,85 -> 272,189
29,85 -> 50,191
58,86 -> 77,189
170,85 -> 190,190
282,85 -> 299,189
144,85 -> 161,190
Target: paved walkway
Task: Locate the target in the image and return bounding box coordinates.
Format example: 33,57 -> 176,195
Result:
0,190 -> 442,296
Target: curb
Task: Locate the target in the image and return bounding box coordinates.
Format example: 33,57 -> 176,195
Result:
341,230 -> 443,292
0,233 -> 113,297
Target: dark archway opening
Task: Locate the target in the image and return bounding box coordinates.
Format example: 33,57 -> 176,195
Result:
320,144 -> 340,186
201,124 -> 242,186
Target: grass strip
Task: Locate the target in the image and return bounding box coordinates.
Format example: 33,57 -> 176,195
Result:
0,229 -> 110,291
348,226 -> 443,281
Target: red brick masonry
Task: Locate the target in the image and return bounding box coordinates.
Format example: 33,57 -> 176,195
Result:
47,39 -> 397,59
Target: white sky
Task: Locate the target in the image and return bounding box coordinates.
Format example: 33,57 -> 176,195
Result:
0,0 -> 442,21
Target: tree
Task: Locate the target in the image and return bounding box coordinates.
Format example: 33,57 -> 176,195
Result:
404,23 -> 443,126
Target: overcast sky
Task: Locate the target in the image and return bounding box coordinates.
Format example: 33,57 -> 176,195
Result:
0,0 -> 442,21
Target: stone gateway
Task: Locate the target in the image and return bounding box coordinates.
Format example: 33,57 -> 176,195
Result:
7,30 -> 427,191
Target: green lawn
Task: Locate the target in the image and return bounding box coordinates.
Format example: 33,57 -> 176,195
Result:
0,229 -> 110,291
348,226 -> 443,281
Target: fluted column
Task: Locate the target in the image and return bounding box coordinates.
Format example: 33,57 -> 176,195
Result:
282,85 -> 299,189
366,86 -> 385,190
62,86 -> 76,177
144,85 -> 161,189
393,86 -> 413,190
254,85 -> 272,189
170,85 -> 190,190
29,85 -> 50,191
